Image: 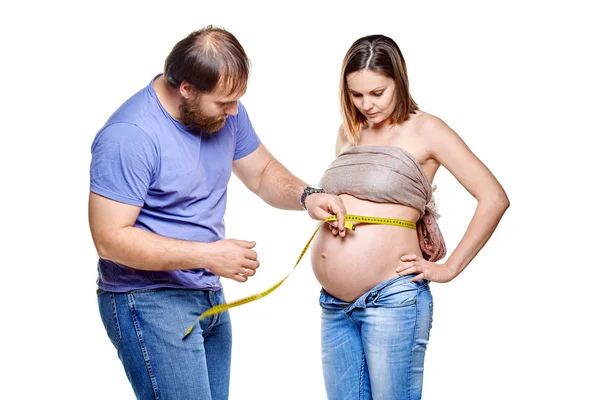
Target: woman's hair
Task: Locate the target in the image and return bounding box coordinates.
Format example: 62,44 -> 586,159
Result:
340,34 -> 418,144
164,25 -> 250,96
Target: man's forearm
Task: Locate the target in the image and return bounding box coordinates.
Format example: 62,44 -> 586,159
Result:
95,226 -> 212,271
255,159 -> 305,210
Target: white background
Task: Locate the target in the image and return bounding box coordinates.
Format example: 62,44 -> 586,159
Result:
1,0 -> 598,399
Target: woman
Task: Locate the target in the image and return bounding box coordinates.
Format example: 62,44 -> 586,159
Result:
309,34 -> 509,399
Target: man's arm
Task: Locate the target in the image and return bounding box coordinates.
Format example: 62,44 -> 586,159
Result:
232,144 -> 347,234
232,143 -> 304,209
88,192 -> 259,281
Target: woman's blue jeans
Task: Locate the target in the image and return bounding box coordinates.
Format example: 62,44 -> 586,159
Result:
320,274 -> 433,400
97,288 -> 231,400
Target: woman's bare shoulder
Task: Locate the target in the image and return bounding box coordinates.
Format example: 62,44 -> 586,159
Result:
336,125 -> 351,155
413,110 -> 457,141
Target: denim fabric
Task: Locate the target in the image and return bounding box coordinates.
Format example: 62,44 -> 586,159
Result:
98,288 -> 232,399
320,274 -> 433,400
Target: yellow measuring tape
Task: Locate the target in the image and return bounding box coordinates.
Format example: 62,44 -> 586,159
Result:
183,214 -> 416,338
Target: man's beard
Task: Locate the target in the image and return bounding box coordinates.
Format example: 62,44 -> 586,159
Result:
180,95 -> 227,134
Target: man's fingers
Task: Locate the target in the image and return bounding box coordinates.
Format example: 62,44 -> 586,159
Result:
234,240 -> 256,249
243,249 -> 258,260
231,273 -> 248,283
332,205 -> 345,233
335,197 -> 347,230
339,199 -> 347,215
238,267 -> 256,277
313,209 -> 334,221
242,259 -> 260,270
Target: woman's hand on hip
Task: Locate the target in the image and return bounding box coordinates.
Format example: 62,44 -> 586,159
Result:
396,254 -> 456,283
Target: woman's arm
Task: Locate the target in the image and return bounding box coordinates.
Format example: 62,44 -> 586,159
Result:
397,115 -> 509,282
336,125 -> 350,155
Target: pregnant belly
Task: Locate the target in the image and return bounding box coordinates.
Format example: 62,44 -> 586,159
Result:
310,195 -> 422,302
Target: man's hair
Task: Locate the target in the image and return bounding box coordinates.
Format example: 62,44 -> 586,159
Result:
164,25 -> 250,95
340,34 -> 418,144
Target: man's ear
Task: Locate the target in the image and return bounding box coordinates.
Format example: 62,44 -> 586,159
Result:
179,81 -> 196,100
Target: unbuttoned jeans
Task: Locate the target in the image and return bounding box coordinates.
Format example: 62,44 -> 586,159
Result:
97,288 -> 231,400
320,274 -> 433,400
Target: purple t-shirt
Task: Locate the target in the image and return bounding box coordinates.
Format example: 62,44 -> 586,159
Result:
90,75 -> 261,292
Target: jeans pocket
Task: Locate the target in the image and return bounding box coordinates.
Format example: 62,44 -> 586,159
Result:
98,292 -> 122,349
372,282 -> 418,308
319,289 -> 348,310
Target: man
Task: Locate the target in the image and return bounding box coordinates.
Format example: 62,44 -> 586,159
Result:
89,25 -> 346,399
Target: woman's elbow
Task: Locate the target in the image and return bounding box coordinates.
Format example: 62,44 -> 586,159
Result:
492,189 -> 510,211
479,188 -> 509,211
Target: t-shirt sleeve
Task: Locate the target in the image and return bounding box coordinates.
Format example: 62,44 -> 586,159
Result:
233,101 -> 261,160
89,123 -> 157,207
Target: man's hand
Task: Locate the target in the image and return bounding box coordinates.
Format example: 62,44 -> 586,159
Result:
304,193 -> 347,237
205,239 -> 260,282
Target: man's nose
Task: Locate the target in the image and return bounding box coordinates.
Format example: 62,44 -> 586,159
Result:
224,102 -> 238,116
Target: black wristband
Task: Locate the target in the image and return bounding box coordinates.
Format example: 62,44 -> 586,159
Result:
300,185 -> 325,210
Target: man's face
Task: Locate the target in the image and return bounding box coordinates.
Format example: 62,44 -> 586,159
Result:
180,87 -> 245,134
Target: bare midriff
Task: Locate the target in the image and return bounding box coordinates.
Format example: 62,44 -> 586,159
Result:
310,194 -> 423,302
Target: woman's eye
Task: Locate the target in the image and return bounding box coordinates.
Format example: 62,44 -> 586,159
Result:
351,93 -> 362,98
373,92 -> 383,97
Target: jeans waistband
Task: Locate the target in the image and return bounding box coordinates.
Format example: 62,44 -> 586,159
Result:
320,274 -> 428,312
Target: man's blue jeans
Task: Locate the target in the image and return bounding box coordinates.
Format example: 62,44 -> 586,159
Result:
98,288 -> 231,400
320,274 -> 433,400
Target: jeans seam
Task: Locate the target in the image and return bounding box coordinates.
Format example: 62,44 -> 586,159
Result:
110,293 -> 122,348
127,293 -> 160,400
203,291 -> 221,335
428,301 -> 434,340
359,352 -> 366,400
345,309 -> 361,328
127,288 -> 164,294
407,287 -> 421,400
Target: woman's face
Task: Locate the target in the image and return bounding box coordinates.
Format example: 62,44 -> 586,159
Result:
346,69 -> 396,125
